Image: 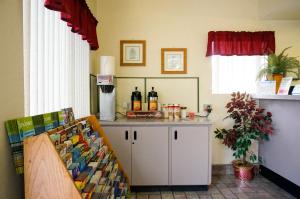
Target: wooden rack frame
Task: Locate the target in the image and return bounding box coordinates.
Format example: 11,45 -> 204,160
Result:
24,115 -> 129,199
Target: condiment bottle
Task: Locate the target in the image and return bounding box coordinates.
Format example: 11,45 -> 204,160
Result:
148,87 -> 158,111
180,107 -> 187,119
174,104 -> 181,119
131,87 -> 142,111
168,104 -> 174,119
162,104 -> 169,119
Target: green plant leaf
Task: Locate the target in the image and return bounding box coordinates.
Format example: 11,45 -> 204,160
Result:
257,46 -> 300,79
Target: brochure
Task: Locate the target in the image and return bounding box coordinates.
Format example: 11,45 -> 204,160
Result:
5,120 -> 21,143
277,77 -> 293,95
17,117 -> 36,140
292,84 -> 300,95
32,114 -> 45,135
43,113 -> 54,131
257,81 -> 276,95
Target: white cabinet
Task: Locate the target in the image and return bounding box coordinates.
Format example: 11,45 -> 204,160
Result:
102,126 -> 132,181
131,127 -> 169,185
102,122 -> 211,186
171,126 -> 210,185
102,126 -> 169,185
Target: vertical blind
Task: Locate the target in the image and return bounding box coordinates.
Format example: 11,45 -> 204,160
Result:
23,0 -> 90,118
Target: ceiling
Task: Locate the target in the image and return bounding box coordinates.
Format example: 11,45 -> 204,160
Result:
258,0 -> 300,20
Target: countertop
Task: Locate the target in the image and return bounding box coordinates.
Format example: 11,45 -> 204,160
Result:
252,94 -> 300,101
99,117 -> 212,126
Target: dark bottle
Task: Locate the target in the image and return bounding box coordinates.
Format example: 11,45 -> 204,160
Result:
131,87 -> 142,111
148,87 -> 158,111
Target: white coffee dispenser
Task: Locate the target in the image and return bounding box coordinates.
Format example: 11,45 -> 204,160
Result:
97,56 -> 116,121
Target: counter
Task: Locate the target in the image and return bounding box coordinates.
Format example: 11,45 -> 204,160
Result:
252,94 -> 300,101
254,95 -> 300,192
99,117 -> 212,126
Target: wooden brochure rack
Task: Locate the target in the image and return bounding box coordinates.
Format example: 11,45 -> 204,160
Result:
24,115 -> 129,199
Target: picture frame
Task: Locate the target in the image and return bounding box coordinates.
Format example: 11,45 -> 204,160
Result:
120,40 -> 146,66
161,48 -> 187,74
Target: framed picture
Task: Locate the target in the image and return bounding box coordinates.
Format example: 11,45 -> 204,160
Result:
161,48 -> 187,74
120,40 -> 146,66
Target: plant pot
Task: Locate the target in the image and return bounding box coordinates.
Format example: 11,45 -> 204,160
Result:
232,160 -> 254,181
238,165 -> 254,181
232,160 -> 241,178
272,74 -> 283,94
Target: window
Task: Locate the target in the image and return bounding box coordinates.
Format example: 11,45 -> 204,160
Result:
206,31 -> 274,94
212,55 -> 266,94
23,0 -> 90,118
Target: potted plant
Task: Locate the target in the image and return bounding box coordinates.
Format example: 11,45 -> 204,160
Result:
257,46 -> 300,93
214,92 -> 273,180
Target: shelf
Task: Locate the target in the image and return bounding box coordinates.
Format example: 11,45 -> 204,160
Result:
252,94 -> 300,101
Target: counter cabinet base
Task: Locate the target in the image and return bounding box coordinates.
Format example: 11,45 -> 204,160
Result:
260,165 -> 300,198
131,185 -> 208,192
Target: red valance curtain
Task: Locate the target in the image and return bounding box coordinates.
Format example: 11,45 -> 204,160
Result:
44,0 -> 99,50
206,31 -> 275,56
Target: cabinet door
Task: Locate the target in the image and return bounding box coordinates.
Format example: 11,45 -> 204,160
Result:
131,126 -> 169,185
171,126 -> 209,185
102,126 -> 132,182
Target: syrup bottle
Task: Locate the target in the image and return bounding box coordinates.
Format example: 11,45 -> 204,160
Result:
148,87 -> 158,111
131,87 -> 142,111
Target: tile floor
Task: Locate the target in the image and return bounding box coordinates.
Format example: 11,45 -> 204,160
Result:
130,174 -> 297,199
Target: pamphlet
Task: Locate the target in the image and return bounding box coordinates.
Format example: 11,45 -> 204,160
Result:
277,77 -> 293,95
256,81 -> 276,95
58,111 -> 65,126
51,112 -> 59,128
43,113 -> 54,131
32,114 -> 45,135
5,120 -> 21,143
292,84 -> 300,95
17,117 -> 36,140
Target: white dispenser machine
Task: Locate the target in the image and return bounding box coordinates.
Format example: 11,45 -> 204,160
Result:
97,56 -> 116,121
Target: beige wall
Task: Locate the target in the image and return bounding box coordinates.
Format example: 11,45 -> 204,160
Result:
95,0 -> 300,164
0,0 -> 24,198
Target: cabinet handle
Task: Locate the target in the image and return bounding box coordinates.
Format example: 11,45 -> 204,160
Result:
174,130 -> 178,140
134,131 -> 137,140
125,130 -> 128,140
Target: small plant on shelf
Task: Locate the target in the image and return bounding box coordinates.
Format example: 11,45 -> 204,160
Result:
257,46 -> 300,79
257,46 -> 300,93
214,92 -> 273,180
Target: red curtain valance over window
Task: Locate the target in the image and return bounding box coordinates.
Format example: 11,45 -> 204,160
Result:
44,0 -> 99,50
206,31 -> 275,56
